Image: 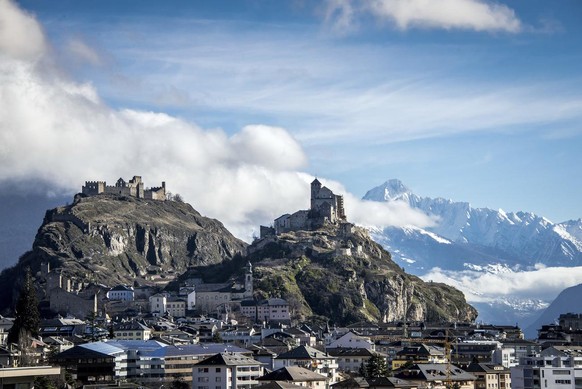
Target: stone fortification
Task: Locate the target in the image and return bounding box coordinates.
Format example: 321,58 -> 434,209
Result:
82,175 -> 166,200
263,179 -> 348,237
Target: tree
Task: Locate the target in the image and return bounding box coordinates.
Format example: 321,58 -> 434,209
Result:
170,377 -> 190,389
360,354 -> 389,378
34,376 -> 58,389
172,193 -> 184,202
7,268 -> 40,345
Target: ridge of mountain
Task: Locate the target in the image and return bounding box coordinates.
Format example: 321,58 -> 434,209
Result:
364,179 -> 582,271
524,283 -> 582,339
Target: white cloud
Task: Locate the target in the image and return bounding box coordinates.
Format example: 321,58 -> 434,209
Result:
66,38 -> 104,67
0,0 -> 46,60
100,21 -> 582,154
421,265 -> 582,303
303,177 -> 437,229
230,125 -> 307,171
323,0 -> 522,33
367,0 -> 521,32
322,0 -> 358,35
0,0 -> 434,242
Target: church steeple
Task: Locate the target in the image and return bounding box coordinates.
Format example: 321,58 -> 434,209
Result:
244,261 -> 253,297
311,178 -> 322,209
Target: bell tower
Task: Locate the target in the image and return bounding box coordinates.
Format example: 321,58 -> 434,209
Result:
244,261 -> 253,298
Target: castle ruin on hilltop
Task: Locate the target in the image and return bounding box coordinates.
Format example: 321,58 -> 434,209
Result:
82,175 -> 166,200
260,178 -> 348,237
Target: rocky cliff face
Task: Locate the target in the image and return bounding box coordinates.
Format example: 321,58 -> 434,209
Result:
247,224 -> 477,325
0,194 -> 247,312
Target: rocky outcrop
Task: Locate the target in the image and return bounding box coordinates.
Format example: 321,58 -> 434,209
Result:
0,194 -> 247,312
247,224 -> 477,325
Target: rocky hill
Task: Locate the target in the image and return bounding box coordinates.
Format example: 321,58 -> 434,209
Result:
1,193 -> 477,325
242,223 -> 477,325
0,193 -> 247,312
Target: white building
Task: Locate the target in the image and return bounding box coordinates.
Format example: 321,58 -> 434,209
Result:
195,262 -> 253,314
492,346 -> 518,368
192,352 -> 264,389
149,293 -> 167,316
106,285 -> 135,301
241,298 -> 291,323
179,287 -> 197,310
326,348 -> 386,373
511,349 -> 582,389
167,298 -> 186,317
327,331 -> 374,350
112,321 -> 152,340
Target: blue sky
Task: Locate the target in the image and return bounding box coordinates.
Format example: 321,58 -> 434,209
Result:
2,0 -> 582,238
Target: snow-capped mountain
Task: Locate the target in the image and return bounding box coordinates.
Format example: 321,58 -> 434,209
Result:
364,179 -> 582,271
363,179 -> 582,327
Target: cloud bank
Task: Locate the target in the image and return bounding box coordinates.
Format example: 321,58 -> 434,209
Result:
421,264 -> 582,303
324,0 -> 522,33
0,0 -> 432,241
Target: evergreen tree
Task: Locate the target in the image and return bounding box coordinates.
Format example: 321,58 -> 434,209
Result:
7,268 -> 40,344
361,354 -> 389,378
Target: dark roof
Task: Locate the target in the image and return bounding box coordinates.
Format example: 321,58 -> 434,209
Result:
394,364 -> 475,382
259,298 -> 289,306
265,331 -> 294,340
113,321 -> 150,331
258,366 -> 326,382
397,344 -> 444,357
53,346 -> 116,361
465,362 -> 510,374
326,347 -> 381,357
196,352 -> 262,367
332,377 -> 417,389
110,285 -> 134,292
284,328 -> 309,336
253,382 -> 304,389
276,345 -> 332,360
195,283 -> 232,293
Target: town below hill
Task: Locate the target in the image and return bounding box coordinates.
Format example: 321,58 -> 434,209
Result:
2,309 -> 582,389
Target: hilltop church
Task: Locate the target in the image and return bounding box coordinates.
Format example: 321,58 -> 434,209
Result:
263,179 -> 347,237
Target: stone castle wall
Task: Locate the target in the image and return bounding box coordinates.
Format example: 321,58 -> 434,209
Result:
82,176 -> 166,200
269,179 -> 347,235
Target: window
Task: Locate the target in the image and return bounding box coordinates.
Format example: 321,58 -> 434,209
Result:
198,368 -> 209,373
216,377 -> 221,382
216,368 -> 221,372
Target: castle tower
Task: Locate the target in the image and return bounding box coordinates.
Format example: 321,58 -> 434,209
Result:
310,179 -> 322,210
244,261 -> 253,298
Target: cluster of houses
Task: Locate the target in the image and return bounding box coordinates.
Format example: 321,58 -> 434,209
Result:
5,313 -> 582,388
41,260 -> 292,328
